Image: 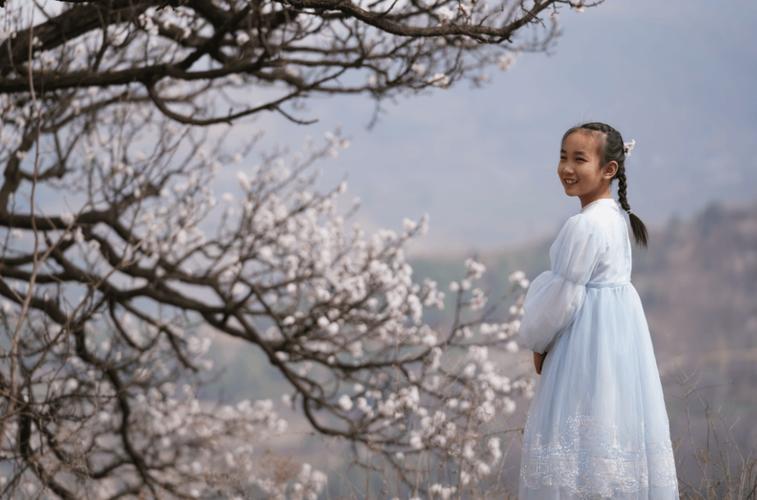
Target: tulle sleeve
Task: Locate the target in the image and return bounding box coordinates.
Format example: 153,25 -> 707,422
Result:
517,214 -> 606,354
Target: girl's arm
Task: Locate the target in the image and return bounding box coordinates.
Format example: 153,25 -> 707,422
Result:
517,214 -> 606,354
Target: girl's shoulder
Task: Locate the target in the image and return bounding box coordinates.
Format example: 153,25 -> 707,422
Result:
552,212 -> 609,252
573,205 -> 619,233
559,212 -> 603,237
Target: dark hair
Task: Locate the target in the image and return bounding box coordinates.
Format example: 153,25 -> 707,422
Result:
561,121 -> 649,248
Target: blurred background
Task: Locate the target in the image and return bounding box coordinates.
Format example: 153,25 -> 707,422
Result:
244,1 -> 757,255
208,0 -> 757,494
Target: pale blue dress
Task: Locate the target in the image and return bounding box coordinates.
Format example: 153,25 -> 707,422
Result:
517,197 -> 679,499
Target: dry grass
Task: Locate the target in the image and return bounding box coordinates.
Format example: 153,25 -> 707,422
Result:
269,381 -> 757,499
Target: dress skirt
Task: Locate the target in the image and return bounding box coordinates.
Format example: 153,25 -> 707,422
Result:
518,281 -> 679,499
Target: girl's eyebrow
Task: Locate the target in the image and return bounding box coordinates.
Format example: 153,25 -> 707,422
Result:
560,148 -> 588,155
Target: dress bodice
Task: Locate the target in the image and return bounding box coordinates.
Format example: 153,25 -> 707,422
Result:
519,196 -> 634,354
575,197 -> 632,286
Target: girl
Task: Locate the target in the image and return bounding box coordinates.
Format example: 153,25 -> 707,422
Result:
517,122 -> 679,499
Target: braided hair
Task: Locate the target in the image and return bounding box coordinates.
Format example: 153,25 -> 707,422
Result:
561,121 -> 649,248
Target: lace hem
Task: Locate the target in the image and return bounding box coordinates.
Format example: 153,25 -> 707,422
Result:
520,413 -> 678,497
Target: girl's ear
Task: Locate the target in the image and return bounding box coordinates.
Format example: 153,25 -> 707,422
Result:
603,160 -> 619,178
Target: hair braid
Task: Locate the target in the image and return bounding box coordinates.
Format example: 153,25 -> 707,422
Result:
561,121 -> 649,247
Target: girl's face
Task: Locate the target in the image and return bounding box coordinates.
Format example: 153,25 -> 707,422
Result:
559,130 -> 617,206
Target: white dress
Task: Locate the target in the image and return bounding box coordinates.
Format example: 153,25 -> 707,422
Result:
517,197 -> 679,499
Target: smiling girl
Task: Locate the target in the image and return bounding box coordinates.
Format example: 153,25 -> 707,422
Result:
516,122 -> 679,499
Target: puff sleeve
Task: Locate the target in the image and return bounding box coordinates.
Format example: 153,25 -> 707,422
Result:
517,214 -> 605,354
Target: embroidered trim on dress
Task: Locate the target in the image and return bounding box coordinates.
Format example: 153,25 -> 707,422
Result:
520,414 -> 678,497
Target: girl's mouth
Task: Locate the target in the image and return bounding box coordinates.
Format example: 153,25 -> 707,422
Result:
564,179 -> 578,185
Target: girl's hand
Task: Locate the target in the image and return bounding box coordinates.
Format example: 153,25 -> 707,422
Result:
533,351 -> 547,375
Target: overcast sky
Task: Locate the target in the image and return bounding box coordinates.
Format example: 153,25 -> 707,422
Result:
226,1 -> 757,256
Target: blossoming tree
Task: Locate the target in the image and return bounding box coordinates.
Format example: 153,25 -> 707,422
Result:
0,0 -> 601,497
